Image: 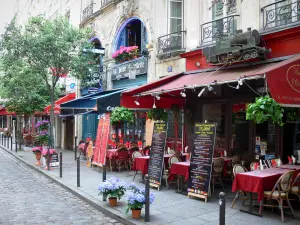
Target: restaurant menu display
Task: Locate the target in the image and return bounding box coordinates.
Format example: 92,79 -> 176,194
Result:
148,122 -> 167,187
93,113 -> 110,167
188,123 -> 217,197
50,153 -> 59,167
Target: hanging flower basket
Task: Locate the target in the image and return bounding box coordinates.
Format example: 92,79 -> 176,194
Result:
246,96 -> 284,126
110,107 -> 134,124
147,108 -> 168,121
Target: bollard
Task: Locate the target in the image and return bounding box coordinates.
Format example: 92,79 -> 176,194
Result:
15,138 -> 17,153
102,165 -> 107,201
4,135 -> 6,147
145,174 -> 150,222
2,133 -> 3,145
77,157 -> 80,187
7,136 -> 9,148
59,151 -> 62,178
219,192 -> 226,225
10,136 -> 12,151
47,148 -> 50,171
74,136 -> 77,161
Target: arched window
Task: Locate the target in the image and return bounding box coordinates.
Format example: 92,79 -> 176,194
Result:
114,17 -> 148,55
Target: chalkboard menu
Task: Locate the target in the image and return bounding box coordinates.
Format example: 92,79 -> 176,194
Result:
50,153 -> 59,167
148,122 -> 167,187
188,123 -> 216,199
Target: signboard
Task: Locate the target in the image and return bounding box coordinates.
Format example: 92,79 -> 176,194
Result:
92,113 -> 110,167
148,122 -> 167,189
88,87 -> 99,94
50,153 -> 59,167
188,123 -> 216,202
111,57 -> 147,80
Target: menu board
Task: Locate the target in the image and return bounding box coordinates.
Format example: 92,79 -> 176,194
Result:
50,153 -> 59,167
188,123 -> 216,199
148,122 -> 167,187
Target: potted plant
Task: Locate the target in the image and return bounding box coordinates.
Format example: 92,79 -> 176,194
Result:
41,148 -> 57,170
98,177 -> 126,207
35,120 -> 50,131
126,184 -> 155,219
246,96 -> 284,126
112,46 -> 139,63
147,108 -> 168,121
36,132 -> 50,146
32,146 -> 43,166
111,107 -> 134,124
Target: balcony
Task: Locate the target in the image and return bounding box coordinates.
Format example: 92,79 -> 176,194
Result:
157,31 -> 186,59
261,0 -> 300,31
82,2 -> 94,22
200,15 -> 240,45
101,0 -> 116,8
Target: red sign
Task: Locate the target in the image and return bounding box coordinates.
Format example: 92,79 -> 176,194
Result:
286,65 -> 300,94
93,113 -> 110,167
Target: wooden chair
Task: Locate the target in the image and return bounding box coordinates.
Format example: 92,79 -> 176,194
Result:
259,171 -> 296,222
250,161 -> 259,171
128,145 -> 140,170
211,158 -> 225,193
115,146 -> 129,172
231,164 -> 248,208
132,151 -> 144,181
231,155 -> 240,167
167,147 -> 176,155
164,155 -> 181,187
290,173 -> 300,201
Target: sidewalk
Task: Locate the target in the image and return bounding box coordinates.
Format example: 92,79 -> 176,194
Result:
1,142 -> 299,225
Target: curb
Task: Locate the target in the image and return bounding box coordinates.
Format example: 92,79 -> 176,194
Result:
0,146 -> 142,225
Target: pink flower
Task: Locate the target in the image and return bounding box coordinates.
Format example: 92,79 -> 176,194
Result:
41,148 -> 57,156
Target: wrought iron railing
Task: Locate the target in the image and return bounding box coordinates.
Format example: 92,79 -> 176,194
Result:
82,2 -> 94,21
200,15 -> 240,45
261,0 -> 300,31
157,31 -> 186,55
101,0 -> 115,8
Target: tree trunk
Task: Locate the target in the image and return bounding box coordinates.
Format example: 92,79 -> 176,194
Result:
50,89 -> 55,149
17,115 -> 23,150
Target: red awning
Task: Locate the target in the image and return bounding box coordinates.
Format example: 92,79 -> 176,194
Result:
0,107 -> 15,116
121,54 -> 300,108
44,93 -> 76,115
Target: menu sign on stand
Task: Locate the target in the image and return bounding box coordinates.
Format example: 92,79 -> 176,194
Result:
50,153 -> 59,167
187,123 -> 216,203
148,122 -> 167,190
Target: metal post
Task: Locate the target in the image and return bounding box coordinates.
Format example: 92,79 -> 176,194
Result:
74,136 -> 77,161
47,148 -> 50,171
219,192 -> 226,225
15,126 -> 17,153
59,151 -> 62,178
77,157 -> 80,187
102,165 -> 107,201
7,135 -> 9,148
4,135 -> 6,147
2,133 -> 3,145
145,174 -> 150,222
10,136 -> 12,151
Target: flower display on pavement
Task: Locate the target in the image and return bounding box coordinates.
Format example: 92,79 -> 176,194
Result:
35,120 -> 50,131
98,177 -> 127,200
41,148 -> 57,156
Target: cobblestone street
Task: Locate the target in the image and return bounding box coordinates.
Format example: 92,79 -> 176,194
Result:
0,148 -> 123,225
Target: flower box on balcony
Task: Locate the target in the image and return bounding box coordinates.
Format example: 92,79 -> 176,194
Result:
112,46 -> 139,64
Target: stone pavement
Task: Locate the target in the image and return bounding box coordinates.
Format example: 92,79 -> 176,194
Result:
0,147 -> 122,225
1,141 -> 300,225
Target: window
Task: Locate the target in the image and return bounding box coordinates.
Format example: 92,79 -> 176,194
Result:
275,0 -> 293,26
168,0 -> 183,33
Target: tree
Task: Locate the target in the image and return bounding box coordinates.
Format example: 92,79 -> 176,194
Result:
1,15 -> 97,147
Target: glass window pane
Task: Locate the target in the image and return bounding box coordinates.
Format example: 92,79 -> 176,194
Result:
170,18 -> 182,33
170,1 -> 182,18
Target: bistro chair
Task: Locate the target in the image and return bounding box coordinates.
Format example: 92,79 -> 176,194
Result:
115,146 -> 129,172
132,151 -> 144,181
290,173 -> 300,201
211,158 -> 225,193
231,155 -> 241,167
128,145 -> 140,170
259,170 -> 296,222
141,145 -> 151,156
164,156 -> 181,187
167,147 -> 176,155
250,161 -> 259,171
231,164 -> 249,208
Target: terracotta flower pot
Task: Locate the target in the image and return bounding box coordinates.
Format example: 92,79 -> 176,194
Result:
108,197 -> 117,207
131,209 -> 141,219
35,152 -> 42,166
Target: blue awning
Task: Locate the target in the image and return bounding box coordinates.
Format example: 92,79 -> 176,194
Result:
60,88 -> 126,115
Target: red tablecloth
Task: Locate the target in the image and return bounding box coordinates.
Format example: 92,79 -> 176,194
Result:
232,168 -> 292,201
169,162 -> 190,181
106,149 -> 118,159
133,154 -> 188,175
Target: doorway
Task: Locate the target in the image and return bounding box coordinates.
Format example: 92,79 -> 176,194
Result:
65,116 -> 74,150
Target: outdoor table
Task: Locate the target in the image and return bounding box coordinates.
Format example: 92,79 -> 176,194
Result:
106,149 -> 118,159
168,161 -> 190,193
133,153 -> 188,177
279,165 -> 300,170
232,167 -> 293,216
